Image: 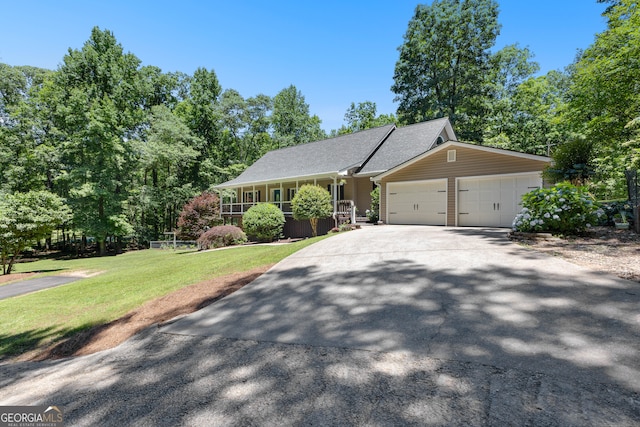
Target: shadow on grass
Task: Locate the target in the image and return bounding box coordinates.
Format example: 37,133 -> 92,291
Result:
4,270 -> 266,361
0,325 -> 88,362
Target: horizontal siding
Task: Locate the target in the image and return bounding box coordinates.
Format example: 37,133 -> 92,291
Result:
381,147 -> 548,182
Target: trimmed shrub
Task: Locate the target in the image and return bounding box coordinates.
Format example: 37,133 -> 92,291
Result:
243,203 -> 285,242
197,225 -> 247,250
291,184 -> 333,237
512,182 -> 604,235
177,192 -> 222,239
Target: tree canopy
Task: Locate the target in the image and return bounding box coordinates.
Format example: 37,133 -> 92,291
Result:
392,0 -> 501,141
0,191 -> 71,274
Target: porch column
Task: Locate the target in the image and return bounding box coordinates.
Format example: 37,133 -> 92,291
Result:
333,176 -> 338,228
279,182 -> 283,210
240,186 -> 244,214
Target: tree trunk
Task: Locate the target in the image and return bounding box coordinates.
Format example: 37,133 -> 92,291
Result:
99,239 -> 106,256
310,218 -> 318,237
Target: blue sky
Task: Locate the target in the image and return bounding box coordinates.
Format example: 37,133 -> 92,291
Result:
1,1 -> 607,132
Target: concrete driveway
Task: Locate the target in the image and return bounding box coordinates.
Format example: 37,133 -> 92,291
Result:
1,226 -> 639,426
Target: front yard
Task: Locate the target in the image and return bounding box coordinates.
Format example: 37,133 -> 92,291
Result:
0,237 -> 326,361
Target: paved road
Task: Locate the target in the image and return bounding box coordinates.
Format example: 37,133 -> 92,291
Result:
0,276 -> 80,300
1,226 -> 639,426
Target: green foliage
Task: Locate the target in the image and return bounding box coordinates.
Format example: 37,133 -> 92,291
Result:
196,225 -> 247,249
0,191 -> 71,274
134,104 -> 201,241
242,203 -> 286,242
366,186 -> 380,223
291,185 -> 333,237
177,192 -> 222,239
565,0 -> 640,198
48,27 -> 145,254
598,200 -> 633,226
392,0 -> 500,141
336,101 -> 396,135
544,136 -> 596,185
512,182 -> 604,235
272,85 -> 326,147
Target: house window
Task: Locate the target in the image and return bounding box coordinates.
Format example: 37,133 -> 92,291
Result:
447,150 -> 457,162
288,188 -> 296,201
243,190 -> 261,203
271,189 -> 281,202
327,184 -> 345,200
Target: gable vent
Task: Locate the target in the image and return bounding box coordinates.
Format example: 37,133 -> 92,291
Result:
447,150 -> 456,162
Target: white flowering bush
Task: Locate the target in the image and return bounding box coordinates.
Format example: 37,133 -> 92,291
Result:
512,182 -> 604,234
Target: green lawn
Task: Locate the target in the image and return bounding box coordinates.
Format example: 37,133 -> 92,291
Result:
0,237 -> 327,358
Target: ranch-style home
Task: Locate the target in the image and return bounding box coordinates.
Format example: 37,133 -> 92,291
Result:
214,117 -> 551,237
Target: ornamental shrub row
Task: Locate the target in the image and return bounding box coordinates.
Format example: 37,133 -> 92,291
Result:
513,182 -> 604,235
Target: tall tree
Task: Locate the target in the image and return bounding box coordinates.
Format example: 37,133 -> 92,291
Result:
174,67 -> 223,187
272,85 -> 325,147
566,0 -> 640,197
483,44 -> 539,146
392,0 -> 500,141
244,94 -> 275,160
336,101 -> 396,135
134,105 -> 200,240
49,27 -> 144,255
0,65 -> 57,193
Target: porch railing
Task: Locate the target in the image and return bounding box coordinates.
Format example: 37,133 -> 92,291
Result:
221,200 -> 355,223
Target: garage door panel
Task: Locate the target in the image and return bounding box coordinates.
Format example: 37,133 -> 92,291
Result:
388,180 -> 446,226
458,174 -> 541,227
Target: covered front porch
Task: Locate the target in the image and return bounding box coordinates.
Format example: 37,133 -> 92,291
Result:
216,174 -> 376,237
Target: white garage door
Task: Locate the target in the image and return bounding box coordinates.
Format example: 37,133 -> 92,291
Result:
458,173 -> 542,227
388,180 -> 447,225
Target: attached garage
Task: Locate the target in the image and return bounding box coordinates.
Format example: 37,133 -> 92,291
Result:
374,141 -> 551,228
387,179 -> 447,225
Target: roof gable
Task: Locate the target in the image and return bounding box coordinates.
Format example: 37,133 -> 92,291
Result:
372,140 -> 551,182
217,124 -> 395,188
356,117 -> 455,175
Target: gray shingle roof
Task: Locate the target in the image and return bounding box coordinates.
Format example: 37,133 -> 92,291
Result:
357,117 -> 452,175
217,124 -> 395,187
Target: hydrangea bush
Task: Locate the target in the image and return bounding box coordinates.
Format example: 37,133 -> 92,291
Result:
512,182 -> 604,234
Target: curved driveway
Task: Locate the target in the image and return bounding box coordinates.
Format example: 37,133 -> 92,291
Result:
1,226 -> 639,426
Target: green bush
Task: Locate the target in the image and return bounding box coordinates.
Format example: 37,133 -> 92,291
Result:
512,182 -> 604,235
598,200 -> 634,226
366,186 -> 380,223
291,184 -> 333,237
243,203 -> 286,242
197,225 -> 247,249
544,136 -> 596,186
